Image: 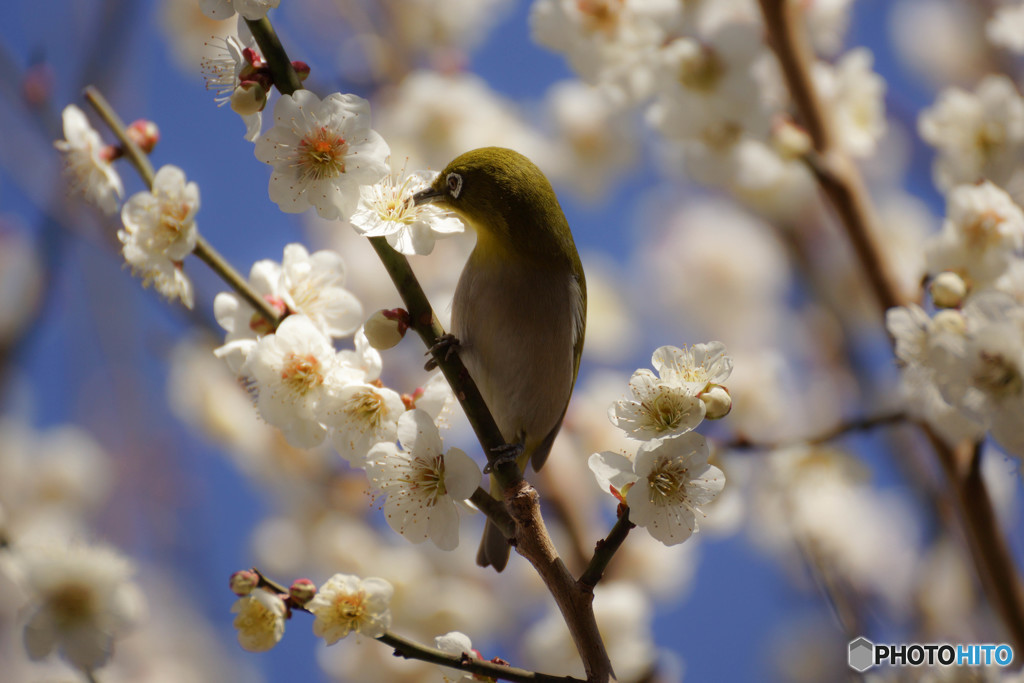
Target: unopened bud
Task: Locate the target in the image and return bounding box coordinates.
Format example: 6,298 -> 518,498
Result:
291,61 -> 311,82
700,384 -> 732,420
250,295 -> 287,334
931,309 -> 967,337
289,578 -> 316,606
365,308 -> 410,350
127,119 -> 160,153
230,569 -> 260,596
231,81 -> 268,116
772,119 -> 812,159
930,271 -> 967,309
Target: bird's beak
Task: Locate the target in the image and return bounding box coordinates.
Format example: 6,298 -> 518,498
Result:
412,186 -> 443,206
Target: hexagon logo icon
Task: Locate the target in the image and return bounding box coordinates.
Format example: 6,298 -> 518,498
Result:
848,637 -> 875,672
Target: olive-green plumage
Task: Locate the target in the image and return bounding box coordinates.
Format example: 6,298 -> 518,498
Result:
414,147 -> 586,571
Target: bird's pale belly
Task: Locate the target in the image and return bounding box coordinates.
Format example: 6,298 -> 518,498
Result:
452,255 -> 576,454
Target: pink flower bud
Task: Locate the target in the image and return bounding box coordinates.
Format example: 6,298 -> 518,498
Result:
291,61 -> 311,82
364,308 -> 410,350
230,569 -> 260,596
127,119 -> 160,154
289,578 -> 317,606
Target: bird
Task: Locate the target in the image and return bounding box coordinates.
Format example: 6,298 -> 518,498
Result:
413,147 -> 586,571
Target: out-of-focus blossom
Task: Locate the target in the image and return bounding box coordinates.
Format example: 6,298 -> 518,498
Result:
544,81 -> 638,199
987,3 -> 1024,54
929,291 -> 1024,457
590,431 -> 724,546
0,222 -> 42,345
308,573 -> 393,643
925,181 -> 1024,288
255,90 -> 390,220
813,48 -> 886,158
919,75 -> 1024,198
748,447 -> 921,613
160,0 -> 236,72
647,20 -> 774,143
231,588 -> 287,652
375,70 -> 549,172
9,542 -> 145,672
349,167 -> 464,256
803,0 -> 856,56
53,104 -> 123,215
889,0 -> 988,87
365,410 -> 480,550
199,0 -> 279,21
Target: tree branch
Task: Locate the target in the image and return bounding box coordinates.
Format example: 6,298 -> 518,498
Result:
579,509 -> 634,590
723,410 -> 908,452
245,17 -> 302,96
758,0 -> 1024,653
81,86 -> 282,328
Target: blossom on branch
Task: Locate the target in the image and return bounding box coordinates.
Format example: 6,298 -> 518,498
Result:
308,573 -> 393,643
590,432 -> 725,546
349,167 -> 464,256
255,90 -> 390,220
54,104 -> 124,215
231,588 -> 287,652
199,0 -> 278,21
365,410 -> 481,550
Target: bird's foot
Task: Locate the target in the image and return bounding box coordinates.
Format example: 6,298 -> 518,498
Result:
483,442 -> 525,474
424,333 -> 460,371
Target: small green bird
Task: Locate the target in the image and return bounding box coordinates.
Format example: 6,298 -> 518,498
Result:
414,147 -> 586,571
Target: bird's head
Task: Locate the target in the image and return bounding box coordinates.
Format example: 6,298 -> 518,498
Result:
413,147 -> 576,264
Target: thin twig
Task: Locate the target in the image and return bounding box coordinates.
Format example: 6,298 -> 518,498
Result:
82,86 -> 282,328
579,509 -> 634,590
380,631 -> 585,683
723,410 -> 908,452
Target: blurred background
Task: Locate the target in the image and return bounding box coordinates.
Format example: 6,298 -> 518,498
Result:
0,0 -> 1022,681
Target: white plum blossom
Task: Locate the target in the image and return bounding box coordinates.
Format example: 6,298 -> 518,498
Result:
11,542 -> 145,673
255,90 -> 390,220
364,410 -> 481,550
54,104 -> 124,215
919,75 -> 1024,196
242,314 -> 344,448
213,243 -> 363,371
886,304 -> 987,448
647,20 -> 774,143
349,167 -> 464,255
925,181 -> 1024,288
308,573 -> 393,643
929,291 -> 1024,457
987,3 -> 1024,54
813,48 -> 886,158
590,432 -> 725,545
231,588 -> 287,652
201,18 -> 264,141
610,342 -> 733,440
199,0 -> 278,20
319,381 -> 406,465
118,164 -> 200,308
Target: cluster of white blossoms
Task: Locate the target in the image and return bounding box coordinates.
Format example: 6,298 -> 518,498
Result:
887,179 -> 1024,457
529,0 -> 879,216
118,164 -> 200,308
230,571 -> 394,652
212,244 -> 476,549
589,343 -> 732,545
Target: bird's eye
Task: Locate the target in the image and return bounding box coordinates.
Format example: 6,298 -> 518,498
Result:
446,172 -> 463,199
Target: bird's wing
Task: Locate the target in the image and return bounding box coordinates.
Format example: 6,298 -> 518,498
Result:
530,271 -> 586,471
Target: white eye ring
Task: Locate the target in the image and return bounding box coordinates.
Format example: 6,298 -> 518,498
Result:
446,172 -> 463,199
